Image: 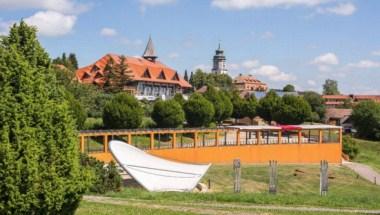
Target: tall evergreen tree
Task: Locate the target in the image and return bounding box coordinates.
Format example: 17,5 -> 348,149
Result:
68,53 -> 79,70
0,21 -> 89,214
103,55 -> 132,93
184,70 -> 189,82
323,79 -> 340,95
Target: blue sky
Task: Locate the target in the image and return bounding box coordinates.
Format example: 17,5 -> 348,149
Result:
1,0 -> 380,94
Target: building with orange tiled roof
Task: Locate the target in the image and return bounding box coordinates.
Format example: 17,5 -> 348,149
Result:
322,94 -> 380,108
233,74 -> 268,97
75,37 -> 191,100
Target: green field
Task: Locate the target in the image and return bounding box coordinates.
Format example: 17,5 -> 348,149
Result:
78,138 -> 380,214
351,137 -> 380,172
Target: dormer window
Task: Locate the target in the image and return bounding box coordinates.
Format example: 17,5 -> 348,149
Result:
83,72 -> 91,79
157,70 -> 166,79
142,68 -> 151,78
172,72 -> 179,81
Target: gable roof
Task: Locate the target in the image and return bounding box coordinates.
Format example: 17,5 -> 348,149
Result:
75,54 -> 191,88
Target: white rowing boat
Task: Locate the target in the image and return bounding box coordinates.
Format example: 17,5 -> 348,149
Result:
109,140 -> 211,192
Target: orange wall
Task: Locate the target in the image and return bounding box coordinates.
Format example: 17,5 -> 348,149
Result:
89,143 -> 341,164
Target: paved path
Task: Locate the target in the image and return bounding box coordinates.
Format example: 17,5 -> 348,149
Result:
342,160 -> 380,185
84,195 -> 380,214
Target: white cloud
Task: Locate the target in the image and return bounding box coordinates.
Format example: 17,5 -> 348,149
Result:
139,0 -> 176,6
168,52 -> 179,59
319,3 -> 356,16
252,65 -> 296,82
307,80 -> 317,86
261,31 -> 274,40
24,10 -> 76,37
312,52 -> 339,66
0,19 -> 14,35
242,59 -> 260,69
0,0 -> 89,14
211,0 -> 331,10
100,27 -> 117,37
348,60 -> 380,69
372,50 -> 380,56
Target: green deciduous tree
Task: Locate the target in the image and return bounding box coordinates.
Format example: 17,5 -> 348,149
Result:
184,93 -> 215,127
273,95 -> 312,124
231,92 -> 246,120
204,86 -> 232,124
0,21 -> 89,214
351,101 -> 380,140
103,93 -> 144,129
189,69 -> 232,90
283,84 -> 295,92
302,91 -> 326,122
257,90 -> 282,123
173,93 -> 185,106
323,79 -> 340,95
152,100 -> 185,128
244,95 -> 259,124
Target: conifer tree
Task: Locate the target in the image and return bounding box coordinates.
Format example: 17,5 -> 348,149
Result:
104,55 -> 132,93
0,21 -> 90,214
184,70 -> 189,81
68,53 -> 79,70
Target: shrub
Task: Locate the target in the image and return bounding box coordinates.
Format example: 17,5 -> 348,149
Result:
351,101 -> 380,140
140,117 -> 156,128
83,117 -> 104,130
342,136 -> 359,159
80,154 -> 122,194
184,93 -> 215,127
103,93 -> 144,129
273,95 -> 312,125
152,100 -> 185,128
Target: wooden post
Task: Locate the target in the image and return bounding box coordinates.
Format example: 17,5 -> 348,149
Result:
172,132 -> 176,148
128,133 -> 132,145
298,131 -> 302,144
320,160 -> 328,196
104,135 -> 108,153
257,131 -> 261,144
319,130 -> 323,144
80,135 -> 85,153
233,159 -> 241,193
277,131 -> 282,144
269,160 -> 278,194
236,130 -> 240,146
339,128 -> 343,144
194,132 -> 198,148
215,131 -> 219,146
150,132 -> 154,149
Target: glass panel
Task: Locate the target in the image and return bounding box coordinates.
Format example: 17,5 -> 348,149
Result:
281,131 -> 299,144
240,131 -> 258,145
301,130 -> 320,144
85,136 -> 104,153
323,129 -> 339,143
154,133 -> 173,149
175,133 -> 194,148
131,134 -> 151,150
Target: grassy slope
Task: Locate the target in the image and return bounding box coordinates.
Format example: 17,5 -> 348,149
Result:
106,164 -> 380,209
351,138 -> 380,172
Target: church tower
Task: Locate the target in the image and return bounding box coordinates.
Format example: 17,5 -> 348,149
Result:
211,43 -> 228,74
142,36 -> 157,62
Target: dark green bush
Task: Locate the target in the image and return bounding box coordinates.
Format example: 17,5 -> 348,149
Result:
103,93 -> 144,129
80,154 -> 122,194
343,136 -> 359,159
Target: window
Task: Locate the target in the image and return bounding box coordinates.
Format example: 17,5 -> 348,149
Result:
157,70 -> 166,79
142,69 -> 151,78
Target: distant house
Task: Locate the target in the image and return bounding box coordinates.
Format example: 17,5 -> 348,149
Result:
323,94 -> 380,108
75,37 -> 191,100
324,108 -> 353,133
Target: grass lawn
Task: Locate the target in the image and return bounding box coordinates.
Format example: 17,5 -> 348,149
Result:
77,201 -> 366,215
351,137 -> 380,172
105,164 -> 380,209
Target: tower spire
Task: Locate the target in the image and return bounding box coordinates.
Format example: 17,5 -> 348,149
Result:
142,35 -> 157,62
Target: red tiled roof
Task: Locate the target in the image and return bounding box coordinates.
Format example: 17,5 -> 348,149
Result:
322,95 -> 350,99
233,74 -> 266,85
325,108 -> 352,120
75,54 -> 192,88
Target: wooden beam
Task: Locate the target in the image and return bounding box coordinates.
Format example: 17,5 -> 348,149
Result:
215,131 -> 219,146
128,134 -> 132,145
319,130 -> 323,144
194,132 -> 198,148
257,131 -> 261,144
172,132 -> 176,148
298,131 -> 302,144
278,131 -> 282,144
150,132 -> 154,149
80,136 -> 85,153
236,130 -> 240,146
104,135 -> 108,153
